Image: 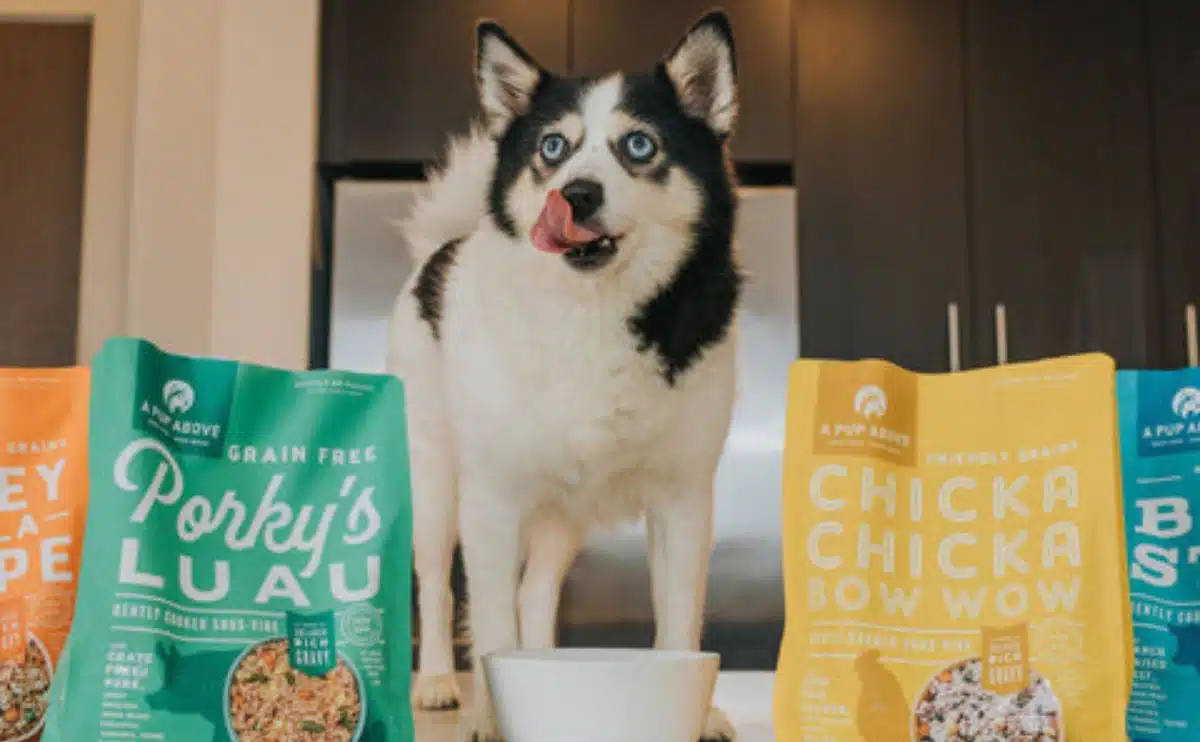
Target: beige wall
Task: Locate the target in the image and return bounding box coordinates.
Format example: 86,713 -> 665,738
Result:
129,0 -> 318,369
209,2 -> 318,370
124,0 -> 218,357
1,0 -> 319,370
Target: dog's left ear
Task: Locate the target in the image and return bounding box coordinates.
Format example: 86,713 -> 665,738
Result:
476,21 -> 544,136
663,10 -> 739,139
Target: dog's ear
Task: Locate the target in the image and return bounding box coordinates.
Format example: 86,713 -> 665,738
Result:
662,10 -> 739,139
476,21 -> 544,136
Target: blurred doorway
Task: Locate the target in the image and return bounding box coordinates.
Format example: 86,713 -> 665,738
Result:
0,20 -> 91,366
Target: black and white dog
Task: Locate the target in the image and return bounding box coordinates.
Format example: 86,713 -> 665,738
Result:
388,10 -> 743,741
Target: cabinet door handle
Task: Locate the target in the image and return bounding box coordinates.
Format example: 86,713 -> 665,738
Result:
1187,303 -> 1198,368
995,303 -> 1009,365
947,302 -> 961,372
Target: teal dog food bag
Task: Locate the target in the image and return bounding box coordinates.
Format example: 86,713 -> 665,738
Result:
43,338 -> 414,741
1118,369 -> 1200,742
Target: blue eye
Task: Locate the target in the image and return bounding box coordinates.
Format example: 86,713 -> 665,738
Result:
539,133 -> 568,164
623,131 -> 657,163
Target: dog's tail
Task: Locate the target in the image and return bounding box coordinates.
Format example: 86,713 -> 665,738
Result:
395,124 -> 496,263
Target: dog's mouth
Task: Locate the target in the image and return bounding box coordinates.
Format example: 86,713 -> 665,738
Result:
530,189 -> 620,271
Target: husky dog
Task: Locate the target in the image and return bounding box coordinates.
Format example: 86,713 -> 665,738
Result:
387,10 -> 742,741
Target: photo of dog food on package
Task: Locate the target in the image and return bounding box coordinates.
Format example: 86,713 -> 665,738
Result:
1117,368 -> 1200,742
775,354 -> 1132,742
41,338 -> 415,742
0,366 -> 89,742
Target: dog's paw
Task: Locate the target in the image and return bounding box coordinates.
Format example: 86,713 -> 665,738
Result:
699,706 -> 737,742
412,672 -> 461,711
457,706 -> 504,742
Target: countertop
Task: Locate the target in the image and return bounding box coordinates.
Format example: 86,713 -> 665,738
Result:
414,672 -> 775,741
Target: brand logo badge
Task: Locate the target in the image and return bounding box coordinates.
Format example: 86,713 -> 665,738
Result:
1171,386 -> 1200,420
813,364 -> 917,466
1136,376 -> 1200,457
162,379 -> 196,415
132,345 -> 237,458
853,385 -> 888,420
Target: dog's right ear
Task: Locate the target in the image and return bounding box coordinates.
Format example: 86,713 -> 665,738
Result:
476,21 -> 544,136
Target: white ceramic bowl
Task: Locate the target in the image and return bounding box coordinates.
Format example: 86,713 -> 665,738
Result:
483,647 -> 720,742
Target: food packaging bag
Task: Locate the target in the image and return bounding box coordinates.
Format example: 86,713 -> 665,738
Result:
0,366 -> 89,741
43,338 -> 414,742
1117,368 -> 1200,742
774,354 -> 1132,742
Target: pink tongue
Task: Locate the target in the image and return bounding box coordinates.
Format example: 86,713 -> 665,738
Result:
530,189 -> 601,254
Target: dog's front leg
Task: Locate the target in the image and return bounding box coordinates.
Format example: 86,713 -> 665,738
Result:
647,492 -> 736,742
519,507 -> 582,650
410,430 -> 461,710
458,487 -> 523,742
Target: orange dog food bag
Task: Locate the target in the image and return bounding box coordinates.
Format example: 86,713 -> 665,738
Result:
0,367 -> 89,741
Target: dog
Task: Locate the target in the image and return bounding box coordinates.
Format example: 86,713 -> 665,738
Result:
387,10 -> 743,741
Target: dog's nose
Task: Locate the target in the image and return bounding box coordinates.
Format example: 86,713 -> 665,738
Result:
560,179 -> 604,223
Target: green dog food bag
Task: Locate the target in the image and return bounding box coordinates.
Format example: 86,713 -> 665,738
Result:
43,337 -> 414,742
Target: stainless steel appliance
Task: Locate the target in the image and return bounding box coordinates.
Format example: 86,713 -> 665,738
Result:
327,180 -> 797,668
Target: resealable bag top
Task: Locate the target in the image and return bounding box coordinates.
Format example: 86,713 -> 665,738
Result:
0,366 -> 90,742
775,353 -> 1132,742
43,338 -> 414,742
1117,368 -> 1200,742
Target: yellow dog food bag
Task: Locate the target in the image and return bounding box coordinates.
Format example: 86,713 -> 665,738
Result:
775,354 -> 1132,742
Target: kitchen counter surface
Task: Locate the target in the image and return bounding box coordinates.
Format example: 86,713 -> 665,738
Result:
415,671 -> 775,741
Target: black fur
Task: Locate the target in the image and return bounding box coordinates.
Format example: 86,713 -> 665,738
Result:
476,21 -> 541,80
621,68 -> 742,386
665,11 -> 739,142
413,239 -> 462,340
488,75 -> 592,237
670,11 -> 738,80
475,21 -> 546,130
483,17 -> 741,386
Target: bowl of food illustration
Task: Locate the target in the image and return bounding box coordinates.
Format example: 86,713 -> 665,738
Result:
0,632 -> 53,742
911,657 -> 1063,742
223,637 -> 366,741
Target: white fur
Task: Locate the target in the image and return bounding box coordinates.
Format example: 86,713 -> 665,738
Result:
390,19 -> 740,742
399,125 -> 497,264
476,27 -> 542,136
664,23 -> 739,137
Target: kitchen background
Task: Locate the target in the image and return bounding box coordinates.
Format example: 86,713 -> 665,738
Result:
312,0 -> 1199,669
2,0 -> 1198,671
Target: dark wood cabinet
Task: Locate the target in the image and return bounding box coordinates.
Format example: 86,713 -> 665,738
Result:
1146,0 -> 1200,369
316,0 -> 1197,374
963,0 -> 1158,369
794,0 -> 972,372
570,0 -> 792,163
320,0 -> 791,164
320,0 -> 569,164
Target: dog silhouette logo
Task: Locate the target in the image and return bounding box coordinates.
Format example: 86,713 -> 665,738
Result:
1170,386 -> 1200,420
854,384 -> 888,420
162,379 -> 196,415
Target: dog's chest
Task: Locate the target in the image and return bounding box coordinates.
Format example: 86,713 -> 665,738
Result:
443,286 -> 681,481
